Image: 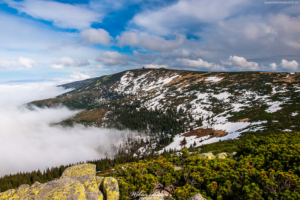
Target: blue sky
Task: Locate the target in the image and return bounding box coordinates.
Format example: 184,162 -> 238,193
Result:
0,0 -> 300,81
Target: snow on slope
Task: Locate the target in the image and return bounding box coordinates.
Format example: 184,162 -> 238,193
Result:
109,71 -> 297,154
115,71 -> 180,95
266,101 -> 283,113
205,76 -> 223,82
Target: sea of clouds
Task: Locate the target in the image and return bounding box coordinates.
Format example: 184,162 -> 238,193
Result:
0,81 -> 132,177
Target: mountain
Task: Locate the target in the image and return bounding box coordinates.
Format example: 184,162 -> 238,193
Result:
58,77 -> 102,89
3,68 -> 300,199
30,68 -> 300,154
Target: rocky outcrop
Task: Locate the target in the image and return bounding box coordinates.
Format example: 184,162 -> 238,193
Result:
199,152 -> 216,159
0,163 -> 119,200
188,194 -> 206,200
217,152 -> 228,159
199,152 -> 237,160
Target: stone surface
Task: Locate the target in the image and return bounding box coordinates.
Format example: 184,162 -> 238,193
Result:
96,176 -> 105,188
102,177 -> 119,200
217,152 -> 228,159
0,163 -> 119,200
199,152 -> 216,159
174,166 -> 183,171
188,193 -> 206,200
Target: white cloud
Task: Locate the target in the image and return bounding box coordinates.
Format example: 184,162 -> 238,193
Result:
0,57 -> 37,69
78,59 -> 90,67
94,65 -> 108,70
18,57 -> 37,68
177,58 -> 226,71
223,55 -> 260,70
143,64 -> 168,69
80,28 -> 112,45
4,0 -> 102,30
51,57 -> 90,68
281,59 -> 299,71
70,72 -> 91,80
117,32 -> 185,51
51,64 -> 64,69
269,63 -> 277,70
59,57 -> 77,66
96,51 -> 128,66
0,82 -> 134,176
131,0 -> 247,35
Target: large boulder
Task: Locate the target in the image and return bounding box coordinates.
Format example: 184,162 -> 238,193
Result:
61,163 -> 103,200
102,177 -> 120,200
188,193 -> 206,200
0,163 -> 119,200
0,177 -> 87,200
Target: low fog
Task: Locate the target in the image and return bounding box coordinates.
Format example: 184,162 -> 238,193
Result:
0,81 -> 132,177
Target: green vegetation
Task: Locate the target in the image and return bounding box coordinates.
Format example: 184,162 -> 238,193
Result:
116,132 -> 300,199
2,131 -> 300,199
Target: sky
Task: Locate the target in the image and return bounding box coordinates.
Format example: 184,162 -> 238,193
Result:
0,0 -> 300,82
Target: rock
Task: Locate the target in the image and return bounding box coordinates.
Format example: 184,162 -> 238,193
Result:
0,163 -> 119,200
199,152 -> 216,159
188,193 -> 206,200
102,177 -> 120,200
217,152 -> 228,159
96,176 -> 105,188
174,165 -> 183,171
0,177 -> 87,200
61,163 -> 103,200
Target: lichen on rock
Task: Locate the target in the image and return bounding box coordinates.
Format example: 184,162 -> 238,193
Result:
0,163 -> 119,200
102,177 -> 119,200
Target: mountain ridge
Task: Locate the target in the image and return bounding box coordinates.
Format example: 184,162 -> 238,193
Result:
30,69 -> 300,154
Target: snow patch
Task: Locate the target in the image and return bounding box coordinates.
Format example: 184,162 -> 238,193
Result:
205,76 -> 223,83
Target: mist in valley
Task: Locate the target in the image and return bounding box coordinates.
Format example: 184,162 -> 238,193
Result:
0,81 -> 132,177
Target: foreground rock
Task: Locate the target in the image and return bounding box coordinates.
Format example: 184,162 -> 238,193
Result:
188,194 -> 206,200
0,163 -> 119,200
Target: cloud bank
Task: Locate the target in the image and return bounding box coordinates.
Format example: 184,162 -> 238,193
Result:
0,82 -> 134,177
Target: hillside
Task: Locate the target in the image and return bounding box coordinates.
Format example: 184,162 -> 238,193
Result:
30,68 -> 300,154
2,69 -> 300,199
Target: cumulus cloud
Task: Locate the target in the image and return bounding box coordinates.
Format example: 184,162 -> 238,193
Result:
18,57 -> 37,68
70,72 -> 91,80
0,57 -> 36,69
223,55 -> 260,70
117,32 -> 185,51
50,57 -> 90,68
143,64 -> 168,69
131,0 -> 247,35
80,28 -> 112,45
281,59 -> 299,71
177,58 -> 226,71
269,63 -> 277,70
4,0 -> 101,30
96,51 -> 128,66
0,82 -> 135,176
94,65 -> 108,70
